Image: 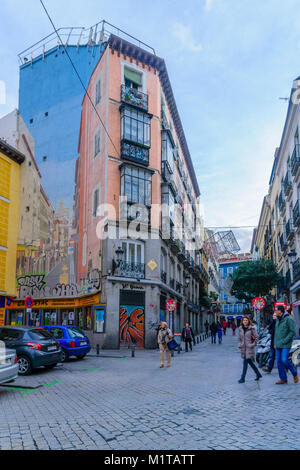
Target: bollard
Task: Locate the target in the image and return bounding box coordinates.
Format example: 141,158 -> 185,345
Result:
131,346 -> 135,358
200,336 -> 202,342
197,336 -> 199,344
96,344 -> 100,356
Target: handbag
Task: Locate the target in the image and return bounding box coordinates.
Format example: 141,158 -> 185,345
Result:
167,339 -> 179,350
251,334 -> 255,343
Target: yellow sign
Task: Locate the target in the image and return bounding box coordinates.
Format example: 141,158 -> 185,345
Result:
6,294 -> 100,309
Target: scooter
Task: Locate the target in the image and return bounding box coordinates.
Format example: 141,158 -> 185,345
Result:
256,327 -> 271,368
289,337 -> 300,367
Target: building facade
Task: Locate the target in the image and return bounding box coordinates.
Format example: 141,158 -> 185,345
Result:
74,34 -> 209,348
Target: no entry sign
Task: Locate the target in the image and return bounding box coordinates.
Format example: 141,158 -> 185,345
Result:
252,297 -> 265,310
25,297 -> 34,308
165,299 -> 177,312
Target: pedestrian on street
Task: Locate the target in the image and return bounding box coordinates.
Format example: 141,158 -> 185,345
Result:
274,305 -> 298,385
231,320 -> 237,335
262,312 -> 277,374
205,320 -> 209,336
238,316 -> 262,383
182,322 -> 195,352
222,319 -> 228,335
210,321 -> 218,344
217,325 -> 223,344
157,321 -> 173,368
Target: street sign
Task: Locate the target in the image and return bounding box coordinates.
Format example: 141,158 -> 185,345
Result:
251,297 -> 265,310
165,299 -> 177,312
25,297 -> 34,308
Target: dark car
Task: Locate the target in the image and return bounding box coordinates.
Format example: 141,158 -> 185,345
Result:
42,326 -> 91,362
0,327 -> 62,375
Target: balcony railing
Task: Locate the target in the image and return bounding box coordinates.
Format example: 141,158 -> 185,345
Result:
293,200 -> 300,227
279,190 -> 285,212
161,270 -> 167,284
293,258 -> 300,283
283,172 -> 292,197
291,144 -> 300,176
176,281 -> 182,293
119,261 -> 145,279
286,219 -> 294,240
121,141 -> 149,166
121,85 -> 148,111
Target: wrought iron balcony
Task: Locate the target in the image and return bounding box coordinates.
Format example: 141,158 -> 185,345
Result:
293,258 -> 300,283
283,172 -> 292,197
121,141 -> 149,166
279,190 -> 285,213
291,144 -> 300,176
280,233 -> 288,252
176,281 -> 182,293
121,85 -> 148,111
119,261 -> 145,279
293,200 -> 300,227
161,270 -> 167,284
286,219 -> 294,240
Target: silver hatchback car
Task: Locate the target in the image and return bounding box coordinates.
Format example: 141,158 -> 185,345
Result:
0,346 -> 19,385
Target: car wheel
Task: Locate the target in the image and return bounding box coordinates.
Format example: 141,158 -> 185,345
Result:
77,355 -> 86,360
44,363 -> 58,370
60,349 -> 69,362
18,356 -> 32,376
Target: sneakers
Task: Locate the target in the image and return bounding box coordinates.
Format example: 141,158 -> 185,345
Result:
276,380 -> 288,384
294,375 -> 299,384
262,368 -> 271,373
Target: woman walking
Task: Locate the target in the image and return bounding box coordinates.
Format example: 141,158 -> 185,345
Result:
231,320 -> 237,335
157,321 -> 173,368
238,316 -> 262,383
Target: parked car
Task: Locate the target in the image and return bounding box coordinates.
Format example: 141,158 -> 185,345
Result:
42,326 -> 91,362
0,347 -> 19,384
0,327 -> 61,376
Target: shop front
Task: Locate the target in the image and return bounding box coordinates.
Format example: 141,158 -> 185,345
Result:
4,294 -> 104,334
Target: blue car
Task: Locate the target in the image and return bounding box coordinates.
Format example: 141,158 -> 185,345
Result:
42,326 -> 91,362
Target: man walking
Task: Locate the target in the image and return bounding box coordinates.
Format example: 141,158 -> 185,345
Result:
210,321 -> 218,344
274,305 -> 298,385
182,323 -> 195,352
262,312 -> 276,374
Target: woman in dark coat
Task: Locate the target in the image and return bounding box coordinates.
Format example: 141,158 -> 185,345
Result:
238,316 -> 262,383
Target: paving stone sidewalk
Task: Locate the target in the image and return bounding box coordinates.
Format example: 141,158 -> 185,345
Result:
0,332 -> 299,450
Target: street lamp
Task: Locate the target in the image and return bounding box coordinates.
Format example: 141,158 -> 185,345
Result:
112,246 -> 124,275
184,274 -> 191,288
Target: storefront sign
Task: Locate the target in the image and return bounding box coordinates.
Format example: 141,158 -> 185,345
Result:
121,283 -> 145,291
166,299 -> 177,312
6,293 -> 100,310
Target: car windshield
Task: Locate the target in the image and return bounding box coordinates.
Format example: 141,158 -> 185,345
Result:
67,327 -> 86,339
28,329 -> 53,340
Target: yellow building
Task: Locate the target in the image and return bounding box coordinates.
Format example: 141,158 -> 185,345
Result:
0,139 -> 25,315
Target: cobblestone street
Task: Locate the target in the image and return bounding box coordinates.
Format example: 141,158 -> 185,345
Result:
0,332 -> 299,450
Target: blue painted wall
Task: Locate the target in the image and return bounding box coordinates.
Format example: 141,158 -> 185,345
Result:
19,44 -> 105,210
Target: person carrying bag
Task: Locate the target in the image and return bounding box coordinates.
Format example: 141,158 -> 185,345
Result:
157,321 -> 173,368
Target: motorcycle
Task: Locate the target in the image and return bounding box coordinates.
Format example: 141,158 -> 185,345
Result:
256,328 -> 300,368
256,327 -> 271,368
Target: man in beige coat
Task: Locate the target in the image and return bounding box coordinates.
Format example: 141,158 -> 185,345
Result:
157,321 -> 173,368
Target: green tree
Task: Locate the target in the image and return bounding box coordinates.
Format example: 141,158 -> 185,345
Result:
230,259 -> 282,302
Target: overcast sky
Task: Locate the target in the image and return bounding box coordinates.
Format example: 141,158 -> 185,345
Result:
1,0 -> 300,251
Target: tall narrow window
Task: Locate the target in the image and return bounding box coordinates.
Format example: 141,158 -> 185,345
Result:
93,189 -> 99,217
94,129 -> 101,157
95,79 -> 102,105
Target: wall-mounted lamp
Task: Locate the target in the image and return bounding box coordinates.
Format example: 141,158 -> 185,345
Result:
288,250 -> 297,263
184,274 -> 191,288
112,246 -> 124,275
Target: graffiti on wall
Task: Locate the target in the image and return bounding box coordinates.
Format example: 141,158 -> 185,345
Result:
120,305 -> 145,348
17,274 -> 78,299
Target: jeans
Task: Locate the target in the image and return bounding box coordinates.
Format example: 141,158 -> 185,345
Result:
275,348 -> 297,382
267,347 -> 275,371
218,335 -> 222,344
185,338 -> 192,352
211,333 -> 216,344
241,358 -> 261,380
